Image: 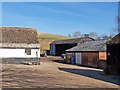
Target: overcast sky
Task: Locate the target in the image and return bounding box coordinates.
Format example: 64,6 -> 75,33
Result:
2,2 -> 118,36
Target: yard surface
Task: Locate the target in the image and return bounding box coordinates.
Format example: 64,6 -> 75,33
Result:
1,56 -> 120,88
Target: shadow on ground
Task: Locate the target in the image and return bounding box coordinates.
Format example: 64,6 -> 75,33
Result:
58,67 -> 120,85
53,60 -> 67,63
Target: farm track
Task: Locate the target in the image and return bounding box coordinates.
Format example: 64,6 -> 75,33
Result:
1,56 -> 120,88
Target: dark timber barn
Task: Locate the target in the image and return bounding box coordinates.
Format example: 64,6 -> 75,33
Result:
105,33 -> 120,75
65,40 -> 107,68
50,37 -> 94,56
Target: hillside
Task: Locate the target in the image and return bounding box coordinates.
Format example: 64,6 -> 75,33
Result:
38,32 -> 71,53
38,32 -> 71,40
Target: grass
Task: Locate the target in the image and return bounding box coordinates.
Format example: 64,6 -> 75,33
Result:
38,32 -> 71,40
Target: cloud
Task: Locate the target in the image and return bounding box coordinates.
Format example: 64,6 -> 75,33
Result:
62,2 -> 118,16
19,3 -> 86,18
2,10 -> 81,29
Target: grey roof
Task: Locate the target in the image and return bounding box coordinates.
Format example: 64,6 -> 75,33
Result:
51,37 -> 94,44
66,40 -> 107,52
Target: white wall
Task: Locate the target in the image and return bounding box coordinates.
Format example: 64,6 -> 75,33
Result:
0,48 -> 40,58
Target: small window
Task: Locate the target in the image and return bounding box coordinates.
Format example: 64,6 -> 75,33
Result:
25,48 -> 31,55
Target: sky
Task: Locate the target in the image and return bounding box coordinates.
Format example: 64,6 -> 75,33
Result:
2,2 -> 118,36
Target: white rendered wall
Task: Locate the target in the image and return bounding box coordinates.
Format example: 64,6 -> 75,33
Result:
0,48 -> 40,58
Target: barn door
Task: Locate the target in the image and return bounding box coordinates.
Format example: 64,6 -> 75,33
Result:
76,53 -> 82,65
50,45 -> 56,55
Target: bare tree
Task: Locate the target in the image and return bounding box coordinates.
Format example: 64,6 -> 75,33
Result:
99,34 -> 109,40
114,16 -> 120,34
68,34 -> 71,37
89,32 -> 98,40
72,31 -> 81,38
81,33 -> 85,37
103,35 -> 109,40
117,16 -> 120,33
84,34 -> 89,37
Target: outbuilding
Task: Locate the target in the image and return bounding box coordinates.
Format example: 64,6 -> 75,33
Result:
65,40 -> 107,68
50,37 -> 94,56
0,27 -> 40,64
105,33 -> 120,75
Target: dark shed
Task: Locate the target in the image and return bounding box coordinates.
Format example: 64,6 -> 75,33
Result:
105,33 -> 120,75
50,37 -> 94,56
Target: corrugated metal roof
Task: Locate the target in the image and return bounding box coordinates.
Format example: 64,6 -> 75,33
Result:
51,37 -> 94,44
66,40 -> 107,52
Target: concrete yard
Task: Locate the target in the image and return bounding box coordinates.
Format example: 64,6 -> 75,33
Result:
1,56 -> 120,88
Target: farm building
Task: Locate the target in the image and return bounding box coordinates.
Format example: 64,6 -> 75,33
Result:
65,40 -> 107,68
50,37 -> 94,56
105,33 -> 120,75
0,27 -> 40,64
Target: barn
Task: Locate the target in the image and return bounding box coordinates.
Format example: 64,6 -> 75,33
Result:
65,40 -> 107,68
105,33 -> 120,75
50,37 -> 94,56
0,27 -> 40,64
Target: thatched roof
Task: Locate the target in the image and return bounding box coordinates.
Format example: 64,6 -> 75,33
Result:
66,40 -> 107,52
0,26 -> 39,44
51,37 -> 94,45
1,43 -> 40,48
106,33 -> 120,44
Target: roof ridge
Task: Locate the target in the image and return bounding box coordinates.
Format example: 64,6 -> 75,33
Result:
0,26 -> 36,30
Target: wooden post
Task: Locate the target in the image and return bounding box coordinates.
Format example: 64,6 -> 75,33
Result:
36,51 -> 40,65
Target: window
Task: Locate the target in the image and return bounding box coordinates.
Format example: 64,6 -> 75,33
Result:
25,48 -> 31,55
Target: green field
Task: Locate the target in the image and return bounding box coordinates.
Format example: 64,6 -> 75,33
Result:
38,32 -> 71,40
